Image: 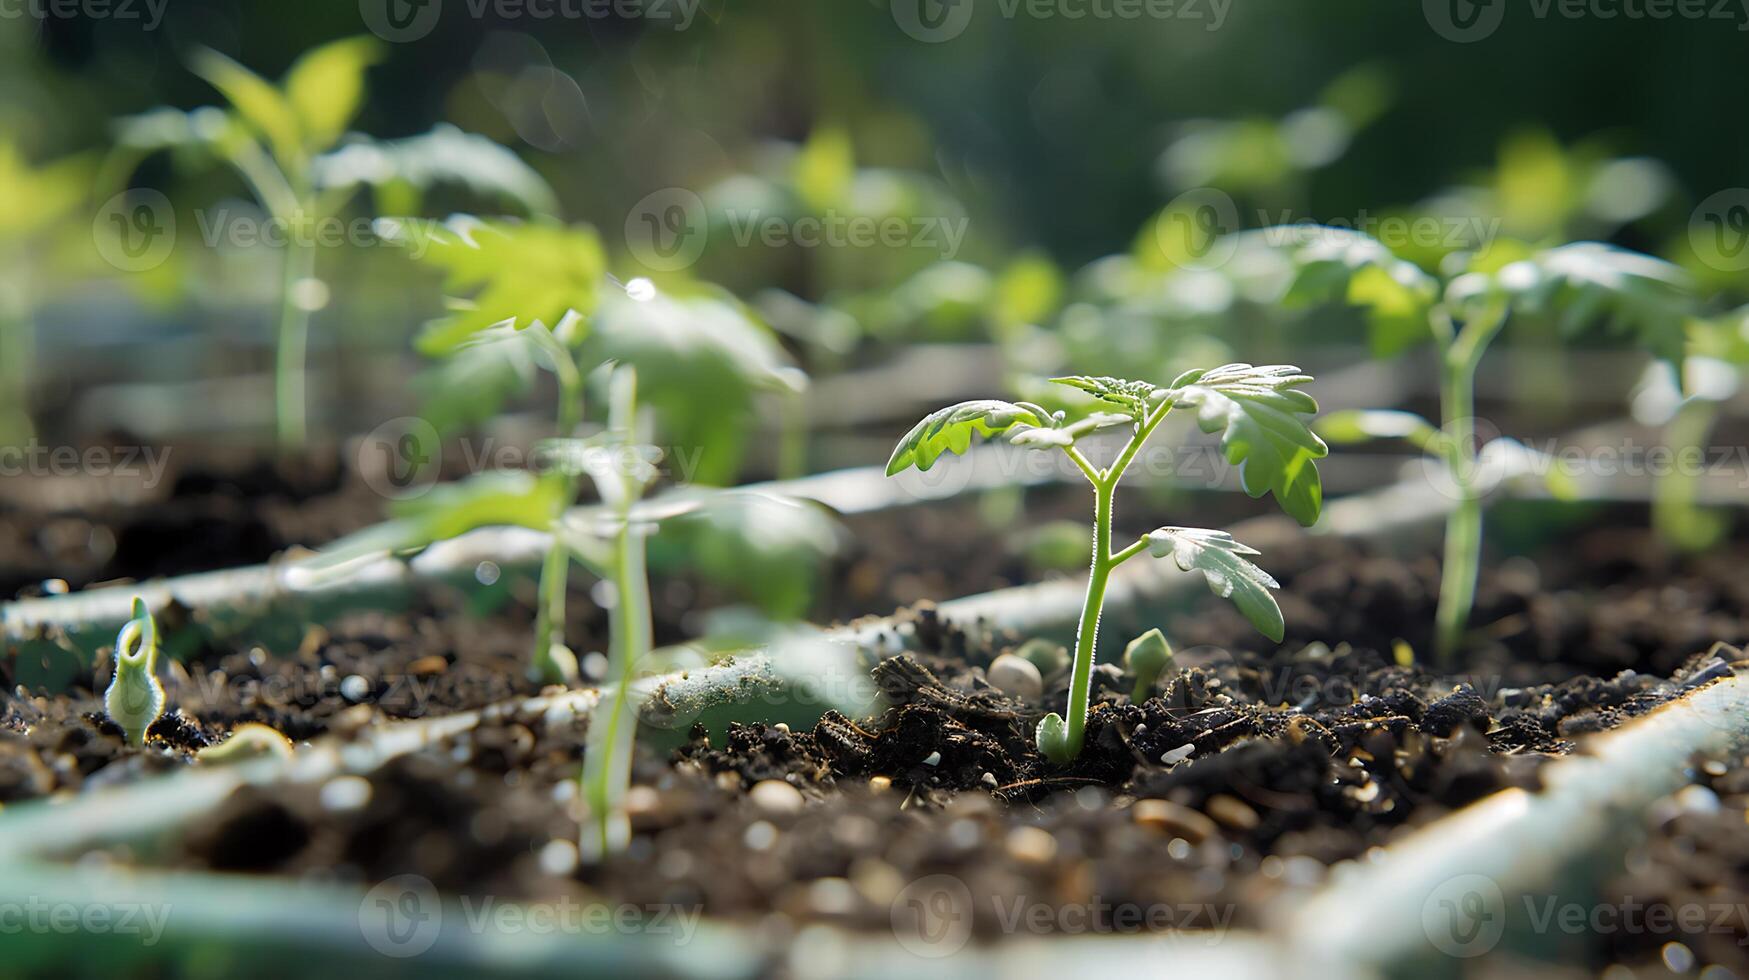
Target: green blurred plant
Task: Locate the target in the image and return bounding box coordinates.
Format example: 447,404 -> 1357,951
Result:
1631,311 -> 1747,552
0,142 -> 91,445
104,598 -> 164,746
886,364 -> 1325,762
1284,228 -> 1694,661
107,39 -> 556,450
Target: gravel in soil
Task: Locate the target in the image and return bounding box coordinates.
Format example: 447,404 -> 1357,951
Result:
54,520 -> 1744,944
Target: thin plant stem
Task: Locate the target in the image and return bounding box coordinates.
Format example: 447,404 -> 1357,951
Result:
1654,400 -> 1728,552
1432,303 -> 1505,664
274,215 -> 316,451
529,350 -> 587,686
0,294 -> 31,445
1061,475 -> 1114,760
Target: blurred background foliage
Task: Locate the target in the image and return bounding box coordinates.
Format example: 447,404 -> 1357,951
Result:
4,0 -> 1749,463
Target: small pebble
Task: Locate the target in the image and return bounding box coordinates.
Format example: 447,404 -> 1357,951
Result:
1676,784 -> 1721,815
750,779 -> 805,816
1205,794 -> 1260,830
406,655 -> 447,676
1132,798 -> 1218,844
319,776 -> 371,813
986,653 -> 1043,700
1006,826 -> 1057,864
868,776 -> 892,794
1160,743 -> 1195,766
744,821 -> 778,850
807,878 -> 858,916
339,675 -> 371,702
980,772 -> 998,789
921,751 -> 941,767
538,839 -> 579,877
1661,942 -> 1696,973
624,785 -> 661,817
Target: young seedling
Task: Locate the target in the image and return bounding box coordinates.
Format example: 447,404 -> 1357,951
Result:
104,598 -> 164,746
107,41 -> 555,450
886,364 -> 1326,763
1266,229 -> 1694,661
1123,628 -> 1174,703
1631,311 -> 1746,552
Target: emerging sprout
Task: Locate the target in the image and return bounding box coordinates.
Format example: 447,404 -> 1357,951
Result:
1013,637 -> 1069,678
887,364 -> 1326,762
1123,628 -> 1174,703
104,598 -> 164,746
197,723 -> 295,765
1263,228 -> 1694,660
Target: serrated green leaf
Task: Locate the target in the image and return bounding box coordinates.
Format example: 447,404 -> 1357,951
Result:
1262,226 -> 1437,354
314,125 -> 558,217
190,47 -> 303,167
886,401 -> 1042,476
1048,375 -> 1161,423
314,471 -> 566,568
397,217 -> 605,354
1145,526 -> 1284,642
1508,243 -> 1694,367
283,36 -> 381,152
1166,363 -> 1327,526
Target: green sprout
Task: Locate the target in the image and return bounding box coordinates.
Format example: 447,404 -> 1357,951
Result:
1123,628 -> 1174,703
107,39 -> 555,450
104,598 -> 164,746
1632,311 -> 1746,552
574,366 -> 655,860
886,364 -> 1326,762
0,142 -> 90,445
1265,229 -> 1694,661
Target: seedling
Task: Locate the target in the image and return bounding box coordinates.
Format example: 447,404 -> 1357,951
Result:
0,143 -> 90,444
1123,628 -> 1174,703
1631,311 -> 1746,552
887,363 -> 1326,762
1270,228 -> 1694,661
107,40 -> 555,450
104,598 -> 164,746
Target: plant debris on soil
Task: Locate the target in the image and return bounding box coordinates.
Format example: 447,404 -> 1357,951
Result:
5,510 -> 1737,954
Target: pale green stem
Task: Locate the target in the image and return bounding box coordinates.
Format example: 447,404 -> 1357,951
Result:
1653,400 -> 1726,553
529,357 -> 587,686
274,224 -> 315,451
1433,303 -> 1506,664
778,387 -> 807,480
1057,401 -> 1172,759
0,292 -> 32,445
581,369 -> 651,860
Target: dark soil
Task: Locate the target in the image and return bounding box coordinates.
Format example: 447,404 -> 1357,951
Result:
1596,753 -> 1749,973
39,515 -> 1737,945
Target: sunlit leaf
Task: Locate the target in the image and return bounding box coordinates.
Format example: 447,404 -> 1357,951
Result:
1166,363 -> 1327,526
1316,408 -> 1437,450
189,47 -> 303,166
314,124 -> 558,217
1146,526 -> 1284,642
284,36 -> 381,152
794,125 -> 854,213
886,401 -> 1043,475
313,471 -> 565,567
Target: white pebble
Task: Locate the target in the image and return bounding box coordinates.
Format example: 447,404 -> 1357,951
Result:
986,654 -> 1044,700
749,779 -> 805,816
319,776 -> 371,812
538,839 -> 579,877
922,751 -> 942,767
340,675 -> 371,702
744,821 -> 778,850
1160,743 -> 1196,765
